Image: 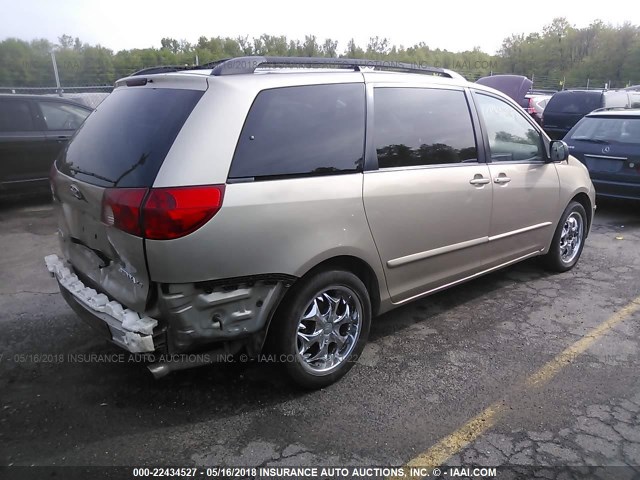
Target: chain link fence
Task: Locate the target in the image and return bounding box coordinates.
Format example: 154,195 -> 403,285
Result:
0,85 -> 113,108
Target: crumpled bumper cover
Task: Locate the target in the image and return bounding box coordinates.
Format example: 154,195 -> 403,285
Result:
45,254 -> 157,353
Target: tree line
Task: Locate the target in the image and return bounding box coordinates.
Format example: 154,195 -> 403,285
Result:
0,18 -> 638,90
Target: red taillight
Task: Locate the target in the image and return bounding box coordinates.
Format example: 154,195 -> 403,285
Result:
142,185 -> 225,240
49,163 -> 58,199
102,185 -> 225,240
102,188 -> 147,236
526,98 -> 535,114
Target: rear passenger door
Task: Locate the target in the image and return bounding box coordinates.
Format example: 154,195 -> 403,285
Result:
472,91 -> 560,262
363,86 -> 494,303
0,97 -> 47,187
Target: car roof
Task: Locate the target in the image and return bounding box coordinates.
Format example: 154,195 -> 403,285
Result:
121,56 -> 471,89
150,66 -> 471,86
553,89 -> 603,95
126,67 -> 521,104
586,108 -> 640,118
115,56 -> 528,112
0,93 -> 92,109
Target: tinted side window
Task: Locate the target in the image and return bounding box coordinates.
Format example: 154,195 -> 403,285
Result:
0,99 -> 35,132
475,93 -> 544,162
373,88 -> 478,168
39,101 -> 91,130
230,84 -> 365,179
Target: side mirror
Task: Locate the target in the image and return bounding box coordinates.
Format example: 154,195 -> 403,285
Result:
549,140 -> 569,162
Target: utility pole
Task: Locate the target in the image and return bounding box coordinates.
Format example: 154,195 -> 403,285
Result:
50,51 -> 62,96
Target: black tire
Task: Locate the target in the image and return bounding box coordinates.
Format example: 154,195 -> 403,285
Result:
269,269 -> 371,389
542,201 -> 587,272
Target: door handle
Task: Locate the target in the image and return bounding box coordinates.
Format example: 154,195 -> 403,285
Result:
494,176 -> 511,184
469,177 -> 490,185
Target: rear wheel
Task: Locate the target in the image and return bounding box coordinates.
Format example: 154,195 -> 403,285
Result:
271,270 -> 371,389
543,201 -> 587,272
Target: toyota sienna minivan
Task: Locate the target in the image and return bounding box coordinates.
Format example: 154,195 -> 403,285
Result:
45,56 -> 595,388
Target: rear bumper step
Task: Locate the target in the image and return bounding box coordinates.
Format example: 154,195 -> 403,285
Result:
44,254 -> 158,353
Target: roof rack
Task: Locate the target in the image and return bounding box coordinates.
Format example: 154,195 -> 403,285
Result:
209,56 -> 462,79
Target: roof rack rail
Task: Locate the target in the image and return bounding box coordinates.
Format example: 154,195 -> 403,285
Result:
209,56 -> 462,79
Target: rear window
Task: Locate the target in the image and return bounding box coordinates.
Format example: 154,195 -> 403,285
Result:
569,116 -> 640,145
229,83 -> 365,179
56,87 -> 203,187
545,92 -> 603,114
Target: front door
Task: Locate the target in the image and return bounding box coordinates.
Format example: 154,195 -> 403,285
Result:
363,86 -> 493,303
473,91 -> 560,263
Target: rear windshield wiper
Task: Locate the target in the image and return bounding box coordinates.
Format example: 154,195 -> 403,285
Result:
68,166 -> 116,185
571,137 -> 610,144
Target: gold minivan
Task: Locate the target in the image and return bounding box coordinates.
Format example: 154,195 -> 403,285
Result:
46,57 -> 595,388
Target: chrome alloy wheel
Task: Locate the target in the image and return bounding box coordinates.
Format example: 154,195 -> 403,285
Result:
559,212 -> 584,264
296,286 -> 362,375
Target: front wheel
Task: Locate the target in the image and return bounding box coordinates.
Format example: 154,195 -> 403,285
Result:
542,201 -> 587,272
270,270 -> 371,389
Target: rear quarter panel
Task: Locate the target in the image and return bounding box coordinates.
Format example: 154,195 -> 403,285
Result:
144,174 -> 387,296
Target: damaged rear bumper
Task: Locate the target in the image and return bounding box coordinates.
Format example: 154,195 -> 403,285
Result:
45,254 -> 158,353
45,254 -> 294,361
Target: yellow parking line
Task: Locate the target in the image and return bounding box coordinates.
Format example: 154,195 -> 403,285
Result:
396,294 -> 640,475
403,403 -> 503,471
526,296 -> 640,387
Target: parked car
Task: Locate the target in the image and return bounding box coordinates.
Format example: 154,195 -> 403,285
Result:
0,94 -> 92,196
543,89 -> 640,139
45,56 -> 595,388
44,92 -> 110,109
525,93 -> 552,125
564,108 -> 640,200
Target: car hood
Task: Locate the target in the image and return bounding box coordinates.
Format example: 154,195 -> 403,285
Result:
476,75 -> 533,107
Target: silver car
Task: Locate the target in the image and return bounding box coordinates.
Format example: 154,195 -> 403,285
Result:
46,57 -> 595,388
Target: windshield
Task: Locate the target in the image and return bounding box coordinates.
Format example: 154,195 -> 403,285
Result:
569,117 -> 640,145
56,87 -> 204,187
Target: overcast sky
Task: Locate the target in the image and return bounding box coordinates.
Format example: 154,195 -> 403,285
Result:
1,0 -> 638,55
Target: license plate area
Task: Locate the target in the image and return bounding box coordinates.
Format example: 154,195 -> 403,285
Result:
585,156 -> 624,173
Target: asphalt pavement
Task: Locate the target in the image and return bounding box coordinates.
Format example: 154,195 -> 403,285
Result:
1,195 -> 639,478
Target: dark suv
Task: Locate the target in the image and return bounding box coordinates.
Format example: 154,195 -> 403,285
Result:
543,90 -> 640,139
0,94 -> 92,196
